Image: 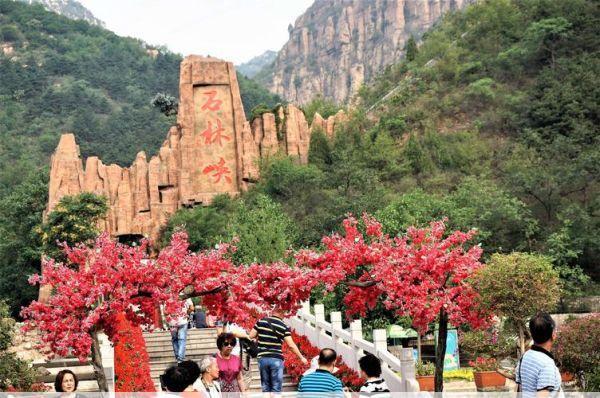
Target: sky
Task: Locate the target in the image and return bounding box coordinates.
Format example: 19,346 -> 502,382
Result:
77,0 -> 314,64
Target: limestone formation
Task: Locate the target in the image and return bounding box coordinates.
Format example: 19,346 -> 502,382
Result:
259,0 -> 475,104
46,56 -> 346,246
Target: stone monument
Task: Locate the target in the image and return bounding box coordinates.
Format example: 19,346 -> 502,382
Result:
45,55 -> 347,244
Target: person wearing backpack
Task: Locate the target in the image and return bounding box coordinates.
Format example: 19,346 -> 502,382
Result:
249,310 -> 308,392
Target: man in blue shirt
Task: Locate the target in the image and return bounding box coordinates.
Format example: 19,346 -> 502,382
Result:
299,348 -> 344,394
516,312 -> 562,397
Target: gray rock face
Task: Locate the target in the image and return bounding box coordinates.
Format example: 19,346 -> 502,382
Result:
237,50 -> 277,78
16,0 -> 105,27
259,0 -> 474,104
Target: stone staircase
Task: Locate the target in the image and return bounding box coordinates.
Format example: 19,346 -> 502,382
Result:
142,328 -> 295,392
33,357 -> 101,392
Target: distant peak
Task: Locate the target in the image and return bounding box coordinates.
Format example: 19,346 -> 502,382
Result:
16,0 -> 105,27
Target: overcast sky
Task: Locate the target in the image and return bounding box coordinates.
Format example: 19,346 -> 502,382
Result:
78,0 -> 313,64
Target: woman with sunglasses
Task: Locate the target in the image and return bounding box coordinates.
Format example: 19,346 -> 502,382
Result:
216,332 -> 246,394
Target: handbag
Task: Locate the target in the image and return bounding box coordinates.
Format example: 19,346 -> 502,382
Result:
241,337 -> 259,358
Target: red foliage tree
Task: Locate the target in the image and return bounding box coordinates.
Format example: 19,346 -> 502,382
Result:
297,215 -> 490,391
21,231 -> 321,391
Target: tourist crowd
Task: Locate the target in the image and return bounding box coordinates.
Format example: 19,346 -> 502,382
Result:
156,306 -> 390,396
53,304 -> 562,396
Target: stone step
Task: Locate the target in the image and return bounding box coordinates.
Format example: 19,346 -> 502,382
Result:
33,358 -> 91,369
248,381 -> 297,391
147,348 -> 219,361
146,341 -> 216,353
143,329 -> 217,339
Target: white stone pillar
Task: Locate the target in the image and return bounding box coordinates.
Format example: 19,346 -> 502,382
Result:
400,347 -> 419,392
373,328 -> 388,353
314,304 -> 325,348
330,311 -> 344,351
350,319 -> 363,370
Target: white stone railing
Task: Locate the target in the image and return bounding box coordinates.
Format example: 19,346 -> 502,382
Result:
286,302 -> 419,392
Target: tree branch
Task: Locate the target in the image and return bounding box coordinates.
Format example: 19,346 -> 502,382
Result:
132,284 -> 228,300
347,279 -> 380,288
179,284 -> 228,300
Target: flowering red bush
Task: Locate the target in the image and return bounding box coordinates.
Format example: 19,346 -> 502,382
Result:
112,313 -> 155,392
5,383 -> 49,392
554,315 -> 600,389
283,331 -> 365,391
469,356 -> 498,372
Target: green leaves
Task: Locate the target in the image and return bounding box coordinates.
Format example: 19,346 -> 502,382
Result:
473,252 -> 560,322
40,192 -> 108,264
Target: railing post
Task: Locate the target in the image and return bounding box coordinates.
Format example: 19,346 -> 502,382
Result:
301,300 -> 310,315
330,311 -> 343,351
314,304 -> 325,348
373,328 -> 387,353
350,319 -> 363,370
297,300 -> 311,335
400,347 -> 418,392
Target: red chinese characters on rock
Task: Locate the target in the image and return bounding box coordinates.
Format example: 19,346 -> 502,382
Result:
201,119 -> 231,146
201,90 -> 222,111
202,157 -> 232,184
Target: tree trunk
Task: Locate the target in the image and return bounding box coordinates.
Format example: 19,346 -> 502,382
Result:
434,308 -> 448,392
90,328 -> 109,392
417,334 -> 422,361
518,323 -> 526,356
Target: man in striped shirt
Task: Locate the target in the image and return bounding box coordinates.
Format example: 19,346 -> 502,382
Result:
298,348 -> 344,395
249,311 -> 307,392
516,312 -> 563,397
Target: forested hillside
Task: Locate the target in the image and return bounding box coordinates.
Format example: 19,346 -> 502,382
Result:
162,0 -> 599,322
0,0 -> 598,319
0,0 -> 280,315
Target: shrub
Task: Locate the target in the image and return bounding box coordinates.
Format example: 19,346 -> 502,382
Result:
459,327 -> 515,360
554,315 -> 600,390
444,368 -> 474,382
283,331 -> 364,390
469,357 -> 498,372
0,301 -> 44,391
473,253 -> 560,354
111,313 -> 154,392
416,361 -> 436,376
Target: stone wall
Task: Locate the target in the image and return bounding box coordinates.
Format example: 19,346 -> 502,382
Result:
46,55 -> 347,244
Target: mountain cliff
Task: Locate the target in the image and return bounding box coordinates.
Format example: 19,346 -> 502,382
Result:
17,0 -> 104,26
257,0 -> 474,104
237,50 -> 277,78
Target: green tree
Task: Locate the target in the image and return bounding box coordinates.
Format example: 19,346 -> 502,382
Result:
302,94 -> 341,123
404,35 -> 418,62
473,253 -> 560,354
40,193 -> 108,263
227,194 -> 297,264
0,300 -> 39,391
307,128 -> 333,168
160,194 -> 236,252
0,172 -> 47,317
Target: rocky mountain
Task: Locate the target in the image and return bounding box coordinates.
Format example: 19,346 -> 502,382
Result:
16,0 -> 104,26
257,0 -> 474,104
237,50 -> 277,78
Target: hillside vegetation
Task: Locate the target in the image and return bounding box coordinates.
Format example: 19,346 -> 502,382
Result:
163,0 -> 599,310
0,0 -> 281,315
0,0 -> 597,318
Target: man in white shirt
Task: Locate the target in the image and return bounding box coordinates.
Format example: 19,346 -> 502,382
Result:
169,298 -> 194,362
